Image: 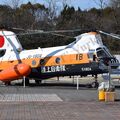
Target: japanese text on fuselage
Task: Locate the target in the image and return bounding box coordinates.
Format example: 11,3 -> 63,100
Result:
41,65 -> 66,73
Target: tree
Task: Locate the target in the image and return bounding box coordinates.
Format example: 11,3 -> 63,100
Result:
3,0 -> 22,9
17,2 -> 48,29
61,0 -> 71,8
109,0 -> 120,8
0,5 -> 13,27
93,0 -> 109,9
92,0 -> 109,29
109,0 -> 120,32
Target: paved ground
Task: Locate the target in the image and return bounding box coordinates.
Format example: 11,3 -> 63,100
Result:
0,101 -> 120,120
0,76 -> 120,120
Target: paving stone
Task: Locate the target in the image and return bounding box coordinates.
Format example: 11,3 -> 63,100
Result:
0,83 -> 120,120
0,102 -> 120,120
0,94 -> 62,102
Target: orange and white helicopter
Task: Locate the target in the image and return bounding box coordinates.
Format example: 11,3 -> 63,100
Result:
0,27 -> 119,86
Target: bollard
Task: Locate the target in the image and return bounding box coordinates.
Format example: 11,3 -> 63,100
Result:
105,91 -> 116,102
98,89 -> 105,101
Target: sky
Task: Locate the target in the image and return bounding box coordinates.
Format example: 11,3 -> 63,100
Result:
35,0 -> 100,10
32,0 -> 109,10
30,0 -> 106,10
1,0 -> 109,10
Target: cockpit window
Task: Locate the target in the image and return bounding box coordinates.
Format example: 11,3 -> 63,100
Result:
16,36 -> 22,47
103,48 -> 112,57
0,49 -> 6,57
96,47 -> 112,58
97,49 -> 107,58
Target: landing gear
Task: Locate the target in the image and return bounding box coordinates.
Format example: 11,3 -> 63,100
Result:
91,74 -> 99,88
4,81 -> 11,86
91,81 -> 99,88
35,79 -> 42,85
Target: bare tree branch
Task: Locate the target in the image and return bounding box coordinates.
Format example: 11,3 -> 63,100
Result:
3,0 -> 22,8
93,0 -> 108,9
109,0 -> 120,8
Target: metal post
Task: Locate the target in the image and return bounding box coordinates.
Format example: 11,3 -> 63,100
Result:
23,76 -> 26,88
77,76 -> 79,90
108,61 -> 111,89
57,76 -> 59,81
72,76 -> 74,84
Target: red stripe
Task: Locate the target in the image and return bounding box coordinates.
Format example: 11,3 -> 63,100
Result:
0,35 -> 4,48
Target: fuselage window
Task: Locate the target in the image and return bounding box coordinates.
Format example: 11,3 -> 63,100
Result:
55,57 -> 61,64
0,49 -> 6,57
88,53 -> 94,59
40,59 -> 45,65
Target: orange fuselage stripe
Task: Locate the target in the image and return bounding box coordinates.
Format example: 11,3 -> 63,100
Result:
0,58 -> 40,70
0,53 -> 90,70
42,53 -> 89,66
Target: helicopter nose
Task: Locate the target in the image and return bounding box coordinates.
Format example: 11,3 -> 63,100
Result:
109,57 -> 119,69
110,57 -> 119,64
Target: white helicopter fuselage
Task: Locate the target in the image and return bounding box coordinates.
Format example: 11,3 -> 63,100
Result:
0,30 -> 118,81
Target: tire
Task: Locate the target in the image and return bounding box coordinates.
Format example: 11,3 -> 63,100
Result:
35,80 -> 42,85
4,81 -> 11,86
91,82 -> 99,88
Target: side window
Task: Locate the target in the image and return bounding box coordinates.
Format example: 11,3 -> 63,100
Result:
40,59 -> 45,65
0,49 -> 6,57
55,57 -> 61,64
88,53 -> 94,59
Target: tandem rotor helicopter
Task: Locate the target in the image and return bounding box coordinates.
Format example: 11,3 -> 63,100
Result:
0,26 -> 119,87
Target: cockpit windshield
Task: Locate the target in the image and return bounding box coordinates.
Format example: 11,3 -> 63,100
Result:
96,47 -> 111,58
97,50 -> 107,57
16,36 -> 22,47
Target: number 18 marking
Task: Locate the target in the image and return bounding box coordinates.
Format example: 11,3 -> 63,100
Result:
76,54 -> 83,60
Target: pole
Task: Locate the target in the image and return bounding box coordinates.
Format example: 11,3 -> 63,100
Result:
57,76 -> 59,81
77,76 -> 79,90
108,61 -> 111,89
72,76 -> 74,84
23,76 -> 26,88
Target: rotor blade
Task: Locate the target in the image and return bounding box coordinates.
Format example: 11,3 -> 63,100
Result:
99,31 -> 120,40
47,29 -> 81,33
27,29 -> 81,33
51,33 -> 75,38
3,31 -> 44,36
12,27 -> 25,31
3,29 -> 81,36
111,33 -> 120,37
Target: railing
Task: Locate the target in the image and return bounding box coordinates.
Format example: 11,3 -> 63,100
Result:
108,62 -> 120,86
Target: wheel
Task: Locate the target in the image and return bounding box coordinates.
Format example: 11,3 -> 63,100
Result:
4,81 -> 11,86
35,80 -> 42,85
91,81 -> 99,88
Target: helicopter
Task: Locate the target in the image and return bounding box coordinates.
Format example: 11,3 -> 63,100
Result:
0,27 -> 119,87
